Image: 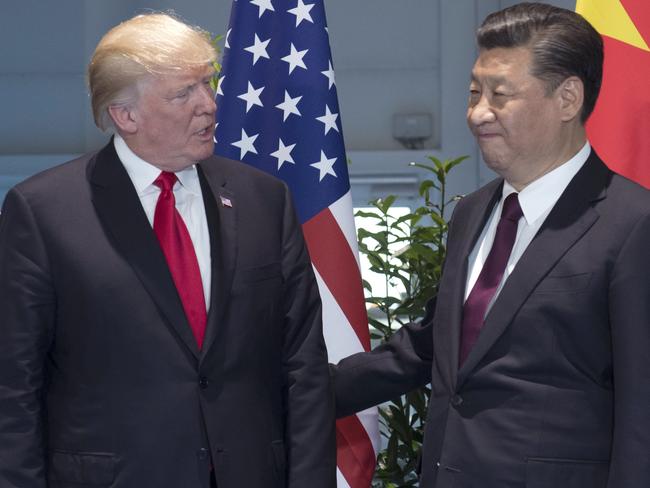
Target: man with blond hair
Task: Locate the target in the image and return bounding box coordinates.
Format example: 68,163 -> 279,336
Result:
0,13 -> 335,488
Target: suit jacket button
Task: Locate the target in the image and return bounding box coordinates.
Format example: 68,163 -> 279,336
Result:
198,448 -> 210,460
450,394 -> 463,407
199,376 -> 209,389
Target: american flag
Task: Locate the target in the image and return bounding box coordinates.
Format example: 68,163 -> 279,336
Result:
214,0 -> 379,486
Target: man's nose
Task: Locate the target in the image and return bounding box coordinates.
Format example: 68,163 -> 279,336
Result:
468,96 -> 496,126
197,84 -> 217,115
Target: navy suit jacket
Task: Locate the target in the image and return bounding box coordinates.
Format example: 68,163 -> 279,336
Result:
0,141 -> 335,487
333,151 -> 650,487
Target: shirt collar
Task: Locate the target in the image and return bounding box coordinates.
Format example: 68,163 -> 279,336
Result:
113,134 -> 202,197
502,141 -> 591,225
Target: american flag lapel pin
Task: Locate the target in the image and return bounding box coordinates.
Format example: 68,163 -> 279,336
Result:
220,195 -> 233,208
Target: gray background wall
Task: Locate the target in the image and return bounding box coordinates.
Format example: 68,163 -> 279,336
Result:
0,0 -> 575,206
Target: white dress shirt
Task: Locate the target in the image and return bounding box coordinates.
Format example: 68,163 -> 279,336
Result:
114,134 -> 211,309
464,142 -> 592,314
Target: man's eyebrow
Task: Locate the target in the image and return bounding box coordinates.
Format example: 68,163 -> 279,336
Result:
173,80 -> 199,92
469,71 -> 483,85
470,72 -> 509,85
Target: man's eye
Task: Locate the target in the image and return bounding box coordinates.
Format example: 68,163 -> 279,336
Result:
204,80 -> 215,92
174,88 -> 190,99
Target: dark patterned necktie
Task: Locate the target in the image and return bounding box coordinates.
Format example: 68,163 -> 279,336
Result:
459,192 -> 522,366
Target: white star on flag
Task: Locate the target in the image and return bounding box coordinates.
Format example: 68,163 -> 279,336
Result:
216,76 -> 225,96
231,129 -> 259,159
310,150 -> 337,181
275,90 -> 302,121
281,43 -> 308,74
321,60 -> 335,89
316,105 -> 339,135
213,122 -> 218,144
237,81 -> 264,113
225,28 -> 232,49
287,0 -> 315,27
244,34 -> 271,65
250,0 -> 274,18
270,138 -> 296,169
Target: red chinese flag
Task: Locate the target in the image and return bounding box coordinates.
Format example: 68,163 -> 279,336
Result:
577,0 -> 650,187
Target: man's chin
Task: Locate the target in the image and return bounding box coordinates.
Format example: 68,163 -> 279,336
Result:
478,149 -> 499,168
196,141 -> 215,161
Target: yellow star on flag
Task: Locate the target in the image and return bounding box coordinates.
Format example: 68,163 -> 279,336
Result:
576,0 -> 649,51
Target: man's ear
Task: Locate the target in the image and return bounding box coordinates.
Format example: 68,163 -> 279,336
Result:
108,104 -> 138,134
557,76 -> 584,122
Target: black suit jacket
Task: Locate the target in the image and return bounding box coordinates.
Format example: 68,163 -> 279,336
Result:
0,141 -> 335,488
333,151 -> 650,487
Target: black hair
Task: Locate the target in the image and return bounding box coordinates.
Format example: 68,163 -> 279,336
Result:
478,2 -> 603,122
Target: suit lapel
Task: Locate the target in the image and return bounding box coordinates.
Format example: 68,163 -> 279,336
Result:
457,153 -> 610,385
434,180 -> 502,391
89,141 -> 200,360
196,159 -> 238,362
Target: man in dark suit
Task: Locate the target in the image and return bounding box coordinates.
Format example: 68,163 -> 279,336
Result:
0,13 -> 335,488
333,4 -> 650,487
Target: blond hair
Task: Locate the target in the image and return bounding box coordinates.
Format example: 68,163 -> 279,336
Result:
88,12 -> 217,131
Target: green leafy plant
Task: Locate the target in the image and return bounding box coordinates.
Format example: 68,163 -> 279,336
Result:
356,155 -> 467,487
208,34 -> 223,91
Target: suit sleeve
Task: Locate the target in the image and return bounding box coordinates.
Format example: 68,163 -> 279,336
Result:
330,193 -> 471,419
0,188 -> 55,488
607,212 -> 650,486
278,185 -> 336,488
331,299 -> 435,419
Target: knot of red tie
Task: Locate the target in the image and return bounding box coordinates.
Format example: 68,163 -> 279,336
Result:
154,171 -> 177,192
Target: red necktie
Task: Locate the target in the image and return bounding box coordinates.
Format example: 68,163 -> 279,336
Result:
153,171 -> 207,349
459,192 -> 523,366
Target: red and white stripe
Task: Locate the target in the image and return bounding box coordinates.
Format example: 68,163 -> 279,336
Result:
302,191 -> 380,488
